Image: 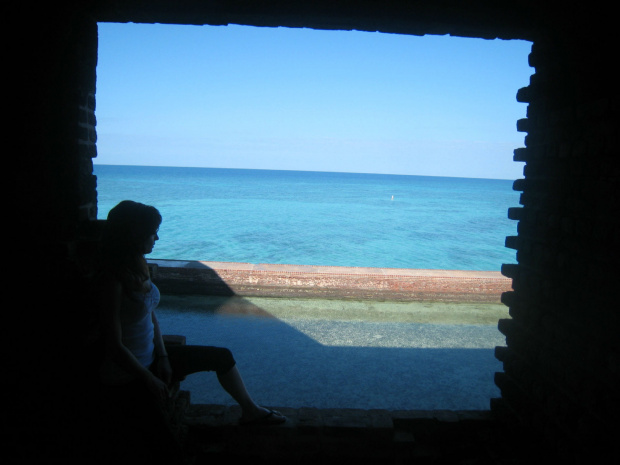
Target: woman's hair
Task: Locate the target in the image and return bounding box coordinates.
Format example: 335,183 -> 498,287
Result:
100,200 -> 162,288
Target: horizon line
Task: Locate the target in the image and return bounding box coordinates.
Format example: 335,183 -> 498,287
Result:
93,162 -> 518,181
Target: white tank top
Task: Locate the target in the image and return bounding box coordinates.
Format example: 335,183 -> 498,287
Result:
100,281 -> 160,385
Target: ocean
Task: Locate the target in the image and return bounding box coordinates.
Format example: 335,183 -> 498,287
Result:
94,164 -> 514,409
94,164 -> 519,271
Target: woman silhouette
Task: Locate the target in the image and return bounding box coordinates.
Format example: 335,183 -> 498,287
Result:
97,200 -> 285,426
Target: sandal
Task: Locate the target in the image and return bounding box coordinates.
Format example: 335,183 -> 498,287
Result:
239,409 -> 286,426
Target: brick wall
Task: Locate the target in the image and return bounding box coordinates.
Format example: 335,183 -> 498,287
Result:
494,33 -> 619,459
16,2 -> 618,462
25,12 -> 99,242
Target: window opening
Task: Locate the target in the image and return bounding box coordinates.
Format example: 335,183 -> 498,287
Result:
94,22 -> 532,410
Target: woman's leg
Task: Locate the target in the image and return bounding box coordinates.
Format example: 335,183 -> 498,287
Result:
216,364 -> 266,418
165,344 -> 284,423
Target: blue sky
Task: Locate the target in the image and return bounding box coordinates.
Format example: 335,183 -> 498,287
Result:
95,22 -> 532,179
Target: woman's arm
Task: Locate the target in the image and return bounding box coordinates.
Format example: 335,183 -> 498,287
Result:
100,278 -> 170,399
152,311 -> 173,385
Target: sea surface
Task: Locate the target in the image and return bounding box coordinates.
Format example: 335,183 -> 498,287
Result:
94,164 -> 515,409
94,164 -> 519,271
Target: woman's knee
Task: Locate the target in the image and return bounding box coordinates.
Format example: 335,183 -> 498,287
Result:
216,347 -> 236,374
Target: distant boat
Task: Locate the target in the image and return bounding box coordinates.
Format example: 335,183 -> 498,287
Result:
391,195 -> 394,201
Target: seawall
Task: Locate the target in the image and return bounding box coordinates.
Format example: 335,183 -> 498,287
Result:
148,259 -> 511,303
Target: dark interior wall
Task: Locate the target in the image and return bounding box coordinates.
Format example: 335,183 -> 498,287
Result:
12,1 -> 618,461
496,32 -> 619,457
10,8 -> 101,458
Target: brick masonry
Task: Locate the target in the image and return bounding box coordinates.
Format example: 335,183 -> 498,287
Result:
17,2 -> 619,462
149,259 -> 512,303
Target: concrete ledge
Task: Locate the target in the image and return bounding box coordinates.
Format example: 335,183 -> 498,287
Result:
181,403 -> 535,464
149,259 -> 512,303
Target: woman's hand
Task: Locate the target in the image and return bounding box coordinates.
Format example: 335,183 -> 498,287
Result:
145,371 -> 170,402
156,356 -> 173,386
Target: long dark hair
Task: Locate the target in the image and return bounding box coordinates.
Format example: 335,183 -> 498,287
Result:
100,200 -> 162,290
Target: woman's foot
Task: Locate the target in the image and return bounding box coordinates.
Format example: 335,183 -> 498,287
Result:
239,407 -> 286,426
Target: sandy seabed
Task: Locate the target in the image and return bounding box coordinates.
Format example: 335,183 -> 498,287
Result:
156,294 -> 509,411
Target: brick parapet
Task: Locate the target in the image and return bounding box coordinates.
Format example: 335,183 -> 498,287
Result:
149,259 -> 511,303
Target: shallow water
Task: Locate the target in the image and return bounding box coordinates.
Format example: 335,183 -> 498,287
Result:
156,295 -> 508,410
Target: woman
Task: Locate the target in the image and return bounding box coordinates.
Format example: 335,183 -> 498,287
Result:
98,200 -> 285,426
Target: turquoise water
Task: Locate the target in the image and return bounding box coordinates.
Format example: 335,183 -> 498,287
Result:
94,164 -> 519,271
94,164 -> 512,409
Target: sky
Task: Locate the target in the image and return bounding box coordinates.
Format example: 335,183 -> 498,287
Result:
95,22 -> 532,180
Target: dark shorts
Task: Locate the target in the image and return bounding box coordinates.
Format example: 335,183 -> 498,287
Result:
157,344 -> 236,383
